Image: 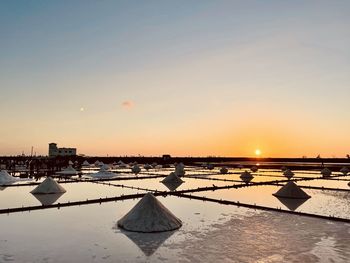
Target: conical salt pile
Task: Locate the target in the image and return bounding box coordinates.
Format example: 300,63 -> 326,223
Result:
273,181 -> 310,199
118,193 -> 182,232
31,177 -> 66,194
240,171 -> 253,183
90,166 -> 117,179
144,164 -> 152,171
283,169 -> 294,179
207,163 -> 214,170
118,161 -> 127,168
220,167 -> 228,174
132,165 -> 141,174
321,168 -> 332,177
94,160 -> 104,167
100,164 -> 111,171
162,172 -> 184,183
0,170 -> 18,184
82,160 -> 90,166
57,165 -> 78,175
250,166 -> 258,172
175,163 -> 185,177
340,167 -> 349,175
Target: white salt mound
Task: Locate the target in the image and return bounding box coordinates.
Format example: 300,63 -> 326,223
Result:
100,164 -> 111,171
94,161 -> 104,167
0,170 -> 18,184
162,172 -> 184,183
132,165 -> 141,174
240,171 -> 253,180
118,161 -> 127,168
175,163 -> 185,176
220,167 -> 228,174
273,181 -> 310,199
283,169 -> 294,179
321,168 -> 332,177
57,165 -> 78,175
118,193 -> 182,232
31,177 -> 66,194
207,164 -> 214,170
250,166 -> 258,172
82,160 -> 90,166
90,170 -> 117,179
144,164 -> 152,170
89,165 -> 117,179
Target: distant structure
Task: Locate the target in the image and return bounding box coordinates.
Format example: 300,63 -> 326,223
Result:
48,143 -> 77,157
162,154 -> 171,162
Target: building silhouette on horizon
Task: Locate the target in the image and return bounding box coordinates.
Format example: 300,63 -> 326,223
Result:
48,143 -> 77,157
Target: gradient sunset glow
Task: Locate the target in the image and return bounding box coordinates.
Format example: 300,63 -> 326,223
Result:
0,1 -> 349,157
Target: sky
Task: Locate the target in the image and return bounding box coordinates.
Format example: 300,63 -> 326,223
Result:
0,0 -> 349,157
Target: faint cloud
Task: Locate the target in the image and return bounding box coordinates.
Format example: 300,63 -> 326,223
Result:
80,107 -> 85,112
121,100 -> 134,109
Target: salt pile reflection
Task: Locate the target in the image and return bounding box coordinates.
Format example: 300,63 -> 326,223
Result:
275,196 -> 309,211
116,229 -> 175,256
0,164 -> 350,262
32,192 -> 65,206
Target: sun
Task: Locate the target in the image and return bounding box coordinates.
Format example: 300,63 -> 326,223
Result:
255,149 -> 261,156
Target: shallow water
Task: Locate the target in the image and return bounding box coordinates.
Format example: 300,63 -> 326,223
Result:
0,167 -> 350,262
198,185 -> 350,219
0,197 -> 349,263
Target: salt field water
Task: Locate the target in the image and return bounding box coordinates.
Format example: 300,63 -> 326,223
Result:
1,164 -> 350,262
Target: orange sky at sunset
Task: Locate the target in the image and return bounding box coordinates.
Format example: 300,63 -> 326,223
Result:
1,1 -> 349,157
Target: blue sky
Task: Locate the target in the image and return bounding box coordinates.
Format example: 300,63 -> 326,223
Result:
0,1 -> 349,157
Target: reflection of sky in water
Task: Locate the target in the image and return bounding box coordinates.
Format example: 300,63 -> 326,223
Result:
0,167 -> 350,261
197,168 -> 326,181
0,197 -> 349,262
199,185 -> 350,219
297,176 -> 350,188
0,182 -> 139,209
